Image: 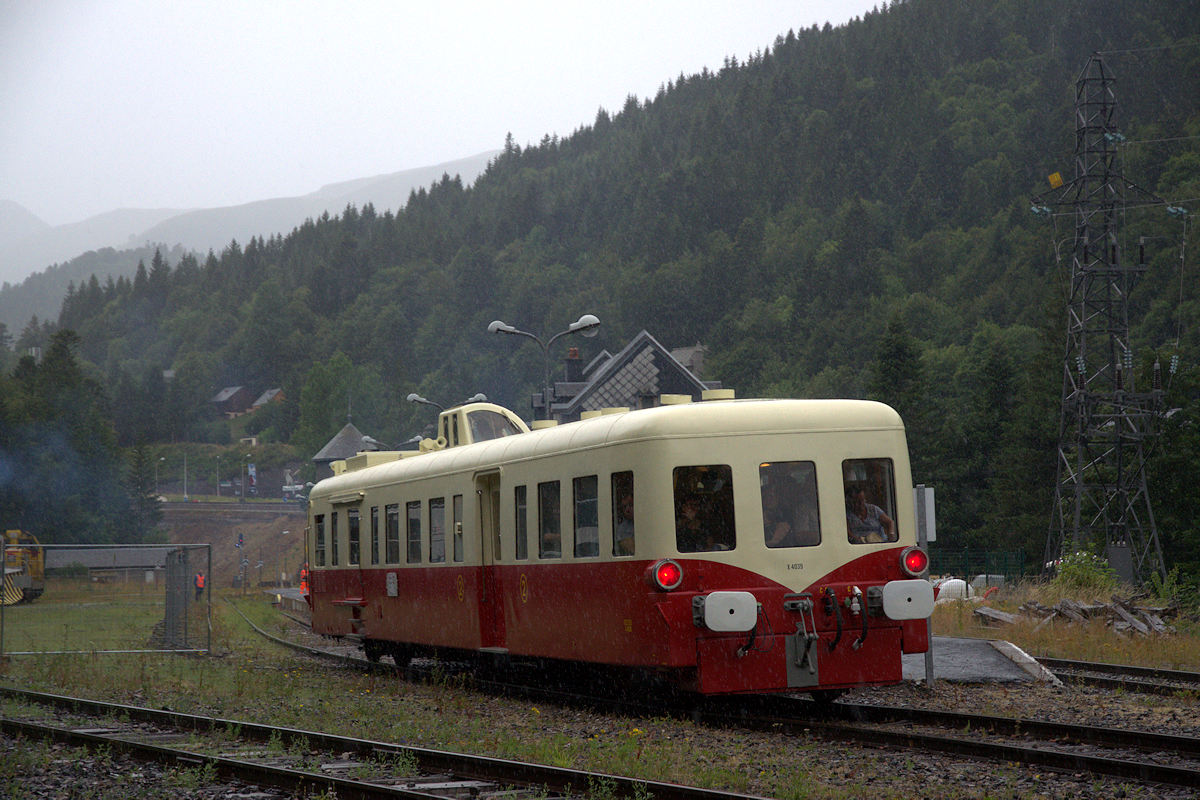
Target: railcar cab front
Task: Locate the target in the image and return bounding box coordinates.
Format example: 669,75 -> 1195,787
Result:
435,402 -> 529,449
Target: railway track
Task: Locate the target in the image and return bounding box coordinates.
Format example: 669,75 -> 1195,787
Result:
0,686 -> 763,800
1037,656 -> 1200,695
242,604 -> 1200,793
711,694 -> 1200,791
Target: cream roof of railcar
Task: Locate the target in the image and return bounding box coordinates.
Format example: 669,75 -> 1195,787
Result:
310,398 -> 903,499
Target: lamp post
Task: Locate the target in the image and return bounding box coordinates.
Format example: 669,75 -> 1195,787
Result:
487,314 -> 600,420
241,453 -> 251,501
155,456 -> 165,496
406,392 -> 488,413
406,393 -> 445,412
216,455 -> 221,498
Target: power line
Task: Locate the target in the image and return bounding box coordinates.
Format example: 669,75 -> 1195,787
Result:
1096,40 -> 1200,56
1117,134 -> 1200,146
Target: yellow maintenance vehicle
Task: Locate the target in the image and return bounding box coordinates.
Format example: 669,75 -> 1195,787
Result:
2,529 -> 45,605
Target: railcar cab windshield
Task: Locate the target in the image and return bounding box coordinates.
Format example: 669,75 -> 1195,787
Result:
437,403 -> 529,448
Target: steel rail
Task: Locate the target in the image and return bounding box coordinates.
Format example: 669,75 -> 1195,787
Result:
0,686 -> 764,800
776,696 -> 1200,756
1037,656 -> 1200,692
0,715 -> 445,800
702,698 -> 1200,790
236,602 -> 1200,789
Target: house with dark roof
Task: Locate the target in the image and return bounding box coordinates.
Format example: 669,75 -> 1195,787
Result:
534,330 -> 726,423
211,386 -> 255,418
252,388 -> 284,410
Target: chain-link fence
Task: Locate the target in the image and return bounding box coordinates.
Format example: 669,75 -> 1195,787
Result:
0,544 -> 211,657
929,547 -> 1027,583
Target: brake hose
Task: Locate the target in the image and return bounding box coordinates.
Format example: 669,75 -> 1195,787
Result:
851,586 -> 868,650
824,587 -> 843,651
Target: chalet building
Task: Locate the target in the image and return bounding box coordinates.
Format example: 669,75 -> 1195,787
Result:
211,386 -> 255,418
252,388 -> 284,410
533,330 -> 726,423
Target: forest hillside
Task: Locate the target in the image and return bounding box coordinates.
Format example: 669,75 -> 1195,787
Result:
2,0 -> 1198,583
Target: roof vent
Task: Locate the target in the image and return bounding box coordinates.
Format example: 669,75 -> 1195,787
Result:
702,389 -> 736,401
660,394 -> 693,405
531,419 -> 559,430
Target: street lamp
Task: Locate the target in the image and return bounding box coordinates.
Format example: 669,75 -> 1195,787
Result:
488,314 -> 600,420
155,456 -> 165,496
241,453 -> 251,501
216,455 -> 221,498
406,392 -> 488,412
406,393 -> 444,411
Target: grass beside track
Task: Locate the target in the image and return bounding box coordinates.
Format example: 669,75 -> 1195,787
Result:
931,581 -> 1200,671
2,587 -> 1196,799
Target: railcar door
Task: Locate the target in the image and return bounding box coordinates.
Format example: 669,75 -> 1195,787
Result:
474,471 -> 506,650
347,506 -> 367,599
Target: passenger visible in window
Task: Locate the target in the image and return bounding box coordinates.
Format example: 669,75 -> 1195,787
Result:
762,481 -> 789,545
673,465 -> 735,552
762,467 -> 820,548
676,495 -> 709,552
614,490 -> 635,555
845,486 -> 895,543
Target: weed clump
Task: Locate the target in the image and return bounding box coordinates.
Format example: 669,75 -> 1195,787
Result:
1051,551 -> 1119,596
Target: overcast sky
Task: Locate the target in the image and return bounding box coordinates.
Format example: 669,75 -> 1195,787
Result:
1,1 -> 877,227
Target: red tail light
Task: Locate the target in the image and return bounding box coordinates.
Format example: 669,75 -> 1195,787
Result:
648,559 -> 683,591
900,546 -> 929,577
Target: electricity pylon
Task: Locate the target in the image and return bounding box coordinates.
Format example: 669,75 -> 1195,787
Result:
1033,55 -> 1166,585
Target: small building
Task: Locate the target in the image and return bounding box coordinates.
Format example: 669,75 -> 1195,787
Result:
312,420 -> 371,480
252,388 -> 284,410
211,386 -> 255,418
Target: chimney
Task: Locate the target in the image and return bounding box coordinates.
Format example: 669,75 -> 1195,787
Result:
564,346 -> 583,382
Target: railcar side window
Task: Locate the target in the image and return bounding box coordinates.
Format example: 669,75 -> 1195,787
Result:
514,485 -> 529,560
407,501 -> 422,563
347,508 -> 361,565
843,458 -> 899,544
611,471 -> 634,556
370,507 -> 380,565
573,475 -> 599,558
538,481 -> 561,559
673,465 -> 735,552
760,461 -> 820,548
452,494 -> 464,562
314,514 -> 326,566
429,497 -> 446,563
331,512 -> 340,566
385,504 -> 400,563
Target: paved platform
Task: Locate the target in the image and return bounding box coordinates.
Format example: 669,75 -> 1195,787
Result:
903,635 -> 1054,683
266,587 -> 309,615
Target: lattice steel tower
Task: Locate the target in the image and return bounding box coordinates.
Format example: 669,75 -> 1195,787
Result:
1036,55 -> 1166,585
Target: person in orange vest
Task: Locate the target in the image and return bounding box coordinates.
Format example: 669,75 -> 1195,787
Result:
194,571 -> 206,601
299,563 -> 309,595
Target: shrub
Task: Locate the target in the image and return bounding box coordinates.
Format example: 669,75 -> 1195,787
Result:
1052,551 -> 1119,594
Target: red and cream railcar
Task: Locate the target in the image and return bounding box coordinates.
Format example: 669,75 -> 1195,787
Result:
305,397 -> 934,695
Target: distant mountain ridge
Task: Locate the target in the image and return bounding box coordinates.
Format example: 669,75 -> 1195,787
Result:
0,199 -> 51,249
133,151 -> 498,258
0,150 -> 498,330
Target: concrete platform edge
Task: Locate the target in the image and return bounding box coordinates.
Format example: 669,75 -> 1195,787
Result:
989,640 -> 1064,686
